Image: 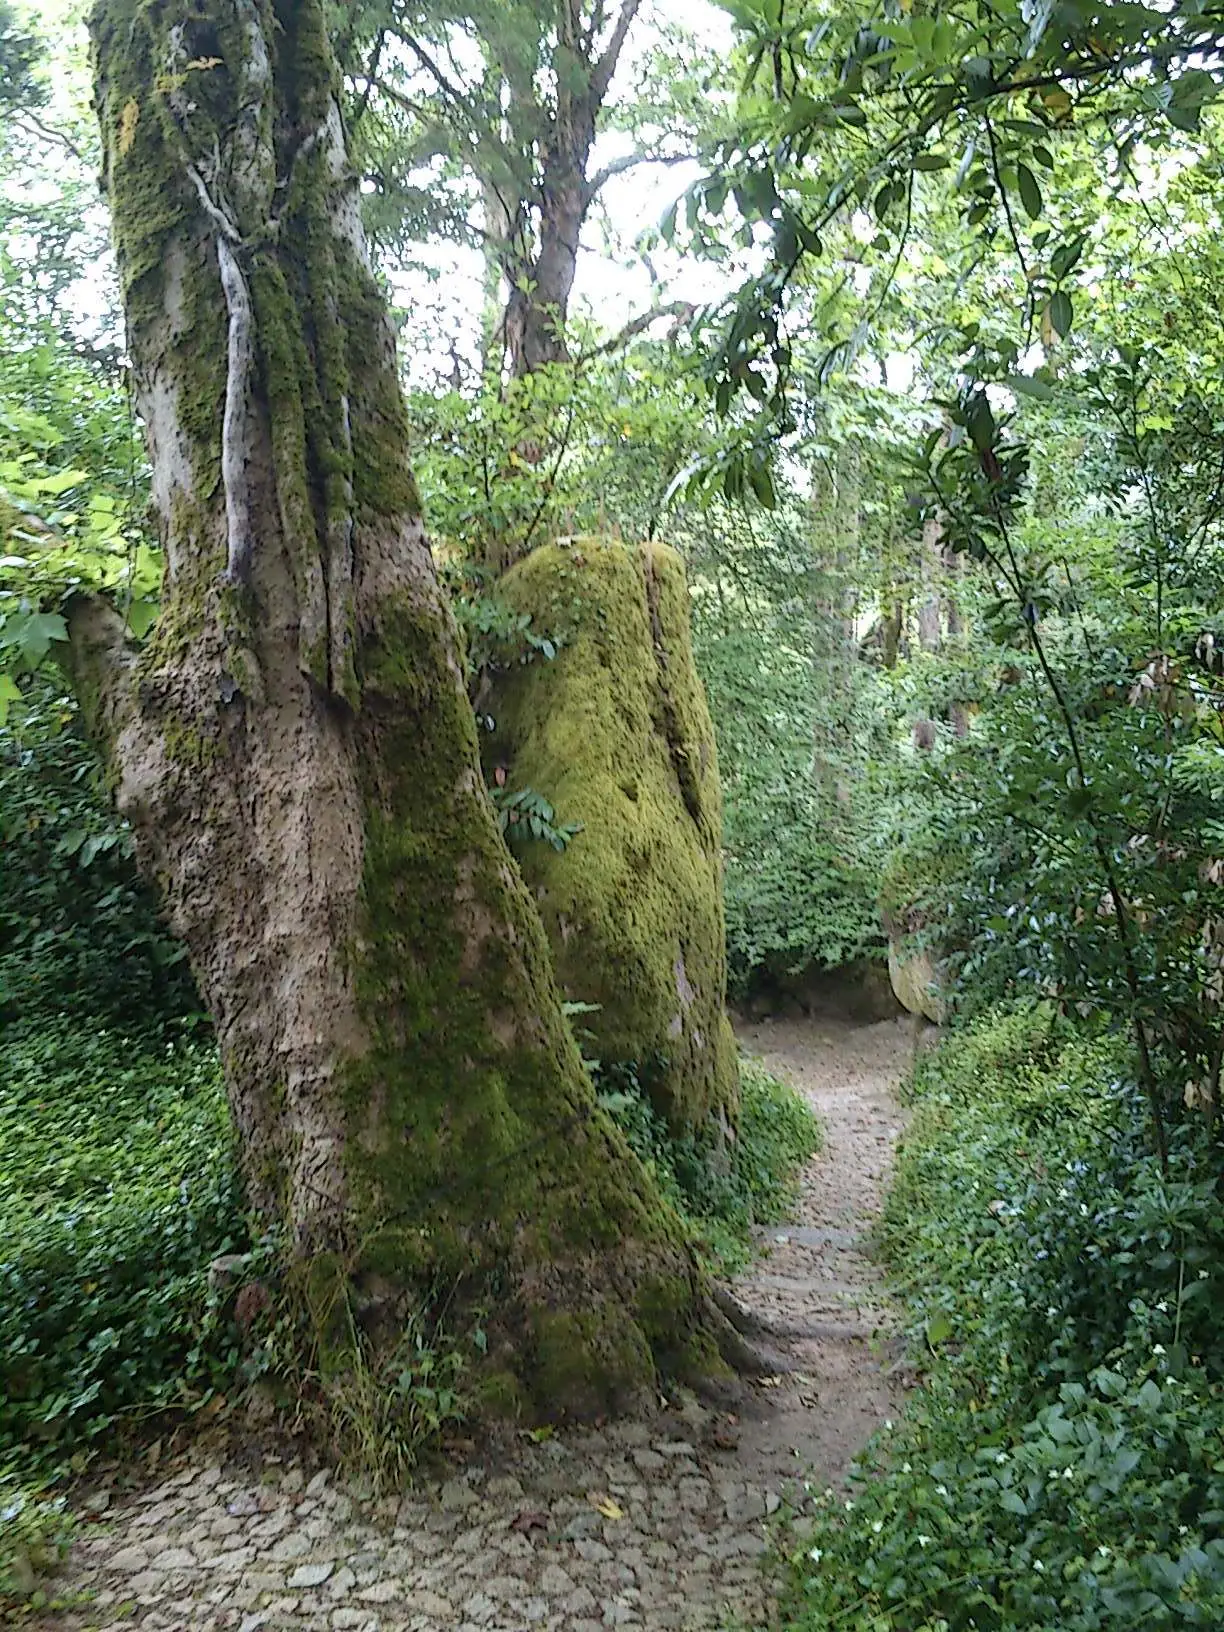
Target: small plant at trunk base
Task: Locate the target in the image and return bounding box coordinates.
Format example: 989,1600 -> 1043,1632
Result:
307,1312 -> 472,1493
595,1055 -> 821,1272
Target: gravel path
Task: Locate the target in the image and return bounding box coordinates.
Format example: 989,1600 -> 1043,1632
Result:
43,1016 -> 910,1632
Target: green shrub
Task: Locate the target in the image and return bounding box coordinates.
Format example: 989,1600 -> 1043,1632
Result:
0,1470 -> 73,1613
597,1055 -> 821,1272
0,1024 -> 245,1469
782,1009 -> 1224,1630
0,690 -> 198,1038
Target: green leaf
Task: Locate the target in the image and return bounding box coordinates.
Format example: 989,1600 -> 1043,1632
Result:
1047,290 -> 1073,339
125,598 -> 160,640
1005,374 -> 1055,401
749,462 -> 777,509
1016,163 -> 1043,221
926,1310 -> 954,1346
37,468 -> 90,496
0,673 -> 20,725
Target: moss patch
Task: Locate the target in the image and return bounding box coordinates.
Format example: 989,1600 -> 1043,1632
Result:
529,1304 -> 655,1421
484,539 -> 739,1134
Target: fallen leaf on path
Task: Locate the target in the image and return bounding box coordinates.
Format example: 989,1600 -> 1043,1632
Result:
589,1493 -> 624,1520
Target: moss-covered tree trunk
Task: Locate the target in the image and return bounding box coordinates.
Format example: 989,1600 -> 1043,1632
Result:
78,0 -> 732,1420
482,540 -> 739,1134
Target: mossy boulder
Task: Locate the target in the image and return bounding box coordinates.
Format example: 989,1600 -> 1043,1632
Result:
484,539 -> 739,1134
886,943 -> 948,1024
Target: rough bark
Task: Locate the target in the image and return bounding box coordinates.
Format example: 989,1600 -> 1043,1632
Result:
481,540 -> 739,1136
82,0 -> 731,1421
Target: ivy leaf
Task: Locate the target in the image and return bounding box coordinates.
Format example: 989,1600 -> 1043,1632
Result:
1,610 -> 69,664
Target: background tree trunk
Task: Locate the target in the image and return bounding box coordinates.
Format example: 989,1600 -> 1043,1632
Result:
81,0 -> 730,1421
481,541 -> 740,1136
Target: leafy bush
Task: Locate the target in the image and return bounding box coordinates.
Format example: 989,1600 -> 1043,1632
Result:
597,1055 -> 821,1271
0,1023 -> 245,1470
783,1009 -> 1224,1631
0,688 -> 198,1037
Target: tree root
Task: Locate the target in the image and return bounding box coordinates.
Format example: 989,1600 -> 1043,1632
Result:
703,1293 -> 794,1378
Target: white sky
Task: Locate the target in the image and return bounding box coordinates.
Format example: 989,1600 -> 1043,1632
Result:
20,0 -> 742,378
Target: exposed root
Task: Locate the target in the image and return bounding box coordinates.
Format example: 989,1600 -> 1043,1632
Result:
704,1296 -> 795,1378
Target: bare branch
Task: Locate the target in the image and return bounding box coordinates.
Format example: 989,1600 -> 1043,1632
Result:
589,0 -> 642,107
580,299 -> 698,360
584,149 -> 692,202
12,108 -> 87,164
186,162 -> 241,241
216,236 -> 256,585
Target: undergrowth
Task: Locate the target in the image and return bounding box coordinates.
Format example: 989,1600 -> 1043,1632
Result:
0,1024 -> 246,1475
597,1055 -> 821,1272
782,1007 -> 1224,1631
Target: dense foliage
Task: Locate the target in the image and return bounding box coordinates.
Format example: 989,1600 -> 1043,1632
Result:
785,1009 -> 1224,1631
1,690 -> 197,1034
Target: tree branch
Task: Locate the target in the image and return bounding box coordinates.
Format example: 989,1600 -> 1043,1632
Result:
584,148 -> 692,202
589,0 -> 642,107
12,108 -> 87,163
579,299 -> 698,360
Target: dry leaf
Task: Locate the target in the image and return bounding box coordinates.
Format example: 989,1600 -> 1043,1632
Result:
589,1493 -> 624,1520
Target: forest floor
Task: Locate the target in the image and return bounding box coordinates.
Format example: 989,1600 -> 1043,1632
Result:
40,1015 -> 912,1632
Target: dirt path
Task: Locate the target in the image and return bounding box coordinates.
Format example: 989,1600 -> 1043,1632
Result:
47,1017 -> 910,1632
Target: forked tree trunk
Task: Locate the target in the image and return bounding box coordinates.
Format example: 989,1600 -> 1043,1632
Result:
80,0 -> 731,1420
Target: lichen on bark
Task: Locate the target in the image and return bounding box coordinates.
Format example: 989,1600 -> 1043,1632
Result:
482,538 -> 740,1135
81,0 -> 739,1422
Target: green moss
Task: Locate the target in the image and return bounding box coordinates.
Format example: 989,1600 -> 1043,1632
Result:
529,1305 -> 654,1420
329,584 -> 715,1411
669,1329 -> 733,1388
485,539 -> 739,1133
92,5 -> 230,506
470,1367 -> 527,1423
162,721 -> 219,769
636,1270 -> 695,1343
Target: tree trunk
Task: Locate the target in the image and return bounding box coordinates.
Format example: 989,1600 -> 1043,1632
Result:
481,541 -> 740,1137
500,0 -> 637,380
502,200 -> 581,378
81,0 -> 730,1422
